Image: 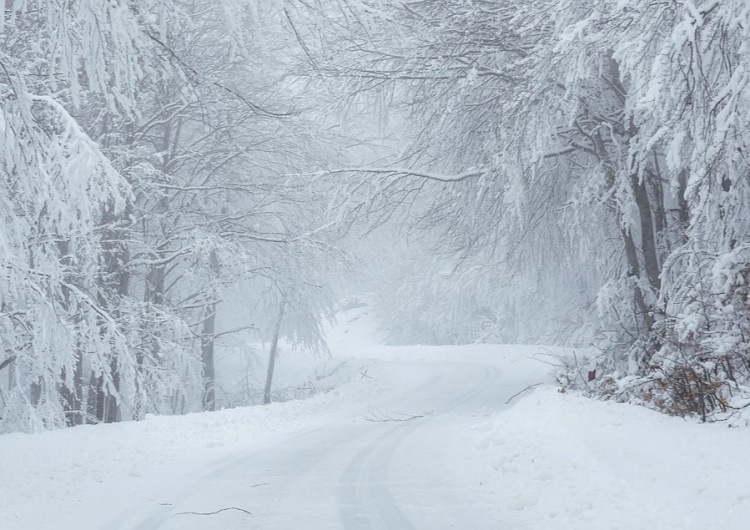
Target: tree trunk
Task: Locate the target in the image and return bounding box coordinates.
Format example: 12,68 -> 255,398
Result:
88,365 -> 120,424
88,201 -> 130,424
135,258 -> 166,420
57,240 -> 84,426
59,357 -> 83,426
30,379 -> 42,407
201,249 -> 221,412
677,169 -> 691,243
631,173 -> 661,292
201,303 -> 217,412
264,302 -> 286,405
4,356 -> 15,391
621,225 -> 654,332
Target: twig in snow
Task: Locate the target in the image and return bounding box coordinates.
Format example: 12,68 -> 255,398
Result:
363,408 -> 428,422
363,414 -> 424,422
505,382 -> 544,405
171,507 -> 252,517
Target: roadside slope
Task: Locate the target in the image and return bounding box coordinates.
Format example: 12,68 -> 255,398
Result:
476,386 -> 750,530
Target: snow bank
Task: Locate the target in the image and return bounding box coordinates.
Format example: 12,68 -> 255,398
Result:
0,358 -> 382,530
476,387 -> 750,530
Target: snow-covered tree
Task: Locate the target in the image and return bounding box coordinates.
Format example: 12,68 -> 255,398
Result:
0,0 -> 353,432
0,0 -> 162,430
290,0 -> 750,419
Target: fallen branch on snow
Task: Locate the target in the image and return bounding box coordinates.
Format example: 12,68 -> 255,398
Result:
505,382 -> 544,405
171,507 -> 252,517
363,408 -> 429,422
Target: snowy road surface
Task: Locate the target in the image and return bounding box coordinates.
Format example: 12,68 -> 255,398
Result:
104,360 -> 529,530
5,342 -> 750,530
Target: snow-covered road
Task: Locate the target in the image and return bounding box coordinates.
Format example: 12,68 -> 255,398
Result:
7,306 -> 750,530
105,360 -> 527,530
5,340 -> 750,530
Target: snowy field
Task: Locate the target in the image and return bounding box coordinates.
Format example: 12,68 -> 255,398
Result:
2,307 -> 749,529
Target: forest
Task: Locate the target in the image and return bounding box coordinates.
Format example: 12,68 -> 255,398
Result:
1,0 -> 749,433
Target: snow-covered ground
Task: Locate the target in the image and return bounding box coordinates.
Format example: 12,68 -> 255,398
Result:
2,305 -> 749,529
477,387 -> 750,529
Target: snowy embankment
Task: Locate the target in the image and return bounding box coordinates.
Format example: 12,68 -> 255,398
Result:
0,358 -> 385,530
476,387 -> 750,529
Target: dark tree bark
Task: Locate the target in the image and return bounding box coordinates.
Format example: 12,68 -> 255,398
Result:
88,201 -> 130,424
621,225 -> 654,333
631,173 -> 661,292
677,169 -> 691,243
57,240 -> 84,426
59,360 -> 84,426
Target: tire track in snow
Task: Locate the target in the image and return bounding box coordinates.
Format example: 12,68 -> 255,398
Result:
338,423 -> 418,529
336,362 -> 500,529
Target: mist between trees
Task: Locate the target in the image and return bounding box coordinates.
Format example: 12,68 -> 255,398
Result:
1,0 -> 749,432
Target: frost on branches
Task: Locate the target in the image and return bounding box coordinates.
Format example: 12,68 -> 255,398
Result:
565,0 -> 750,421
0,0 -> 151,431
300,0 -> 750,420
0,1 -> 344,433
